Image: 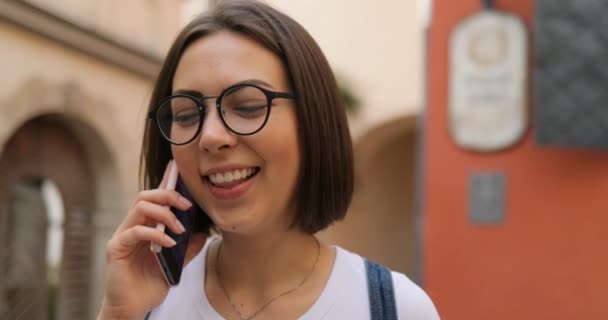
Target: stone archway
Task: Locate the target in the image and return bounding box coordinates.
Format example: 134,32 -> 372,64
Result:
0,114 -> 105,320
0,77 -> 127,319
320,115 -> 420,281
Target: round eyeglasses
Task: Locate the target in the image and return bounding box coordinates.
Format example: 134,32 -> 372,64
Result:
149,83 -> 295,145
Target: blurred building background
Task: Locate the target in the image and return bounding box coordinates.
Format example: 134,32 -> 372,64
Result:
0,1 -> 183,319
4,0 -> 607,319
0,0 -> 424,319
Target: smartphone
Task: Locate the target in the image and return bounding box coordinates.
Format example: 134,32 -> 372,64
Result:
153,177 -> 193,286
151,162 -> 208,286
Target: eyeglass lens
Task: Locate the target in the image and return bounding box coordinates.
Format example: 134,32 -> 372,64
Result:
156,85 -> 269,144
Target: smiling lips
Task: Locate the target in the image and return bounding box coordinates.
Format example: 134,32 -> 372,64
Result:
208,168 -> 256,186
204,166 -> 260,199
204,166 -> 259,200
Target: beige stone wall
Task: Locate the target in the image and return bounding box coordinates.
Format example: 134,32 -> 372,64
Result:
23,0 -> 182,57
267,0 -> 422,138
0,21 -> 149,206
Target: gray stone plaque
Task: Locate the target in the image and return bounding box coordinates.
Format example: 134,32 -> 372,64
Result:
534,1 -> 608,149
469,172 -> 506,225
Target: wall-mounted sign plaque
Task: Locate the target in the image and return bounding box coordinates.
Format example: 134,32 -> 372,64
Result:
469,171 -> 506,225
449,9 -> 528,152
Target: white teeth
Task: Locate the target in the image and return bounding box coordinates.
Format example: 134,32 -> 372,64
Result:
208,168 -> 255,185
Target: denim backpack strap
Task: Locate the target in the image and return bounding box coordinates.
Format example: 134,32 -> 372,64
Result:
365,259 -> 398,320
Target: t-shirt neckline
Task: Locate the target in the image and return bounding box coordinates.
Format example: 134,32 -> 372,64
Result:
191,237 -> 343,319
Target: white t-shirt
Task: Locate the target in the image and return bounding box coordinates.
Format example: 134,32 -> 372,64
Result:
149,239 -> 440,319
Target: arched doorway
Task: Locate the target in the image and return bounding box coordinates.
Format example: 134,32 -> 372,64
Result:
320,115 -> 421,281
0,115 -> 95,319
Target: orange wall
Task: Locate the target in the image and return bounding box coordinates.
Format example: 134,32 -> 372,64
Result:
423,1 -> 608,319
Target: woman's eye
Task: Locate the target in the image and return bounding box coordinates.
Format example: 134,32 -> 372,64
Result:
174,112 -> 199,125
233,104 -> 267,117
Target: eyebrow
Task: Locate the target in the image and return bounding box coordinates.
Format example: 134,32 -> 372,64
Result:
172,79 -> 275,96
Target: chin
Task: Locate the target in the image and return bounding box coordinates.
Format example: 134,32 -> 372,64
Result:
212,212 -> 259,234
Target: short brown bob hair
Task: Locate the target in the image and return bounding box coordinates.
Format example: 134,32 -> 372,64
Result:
141,0 -> 353,234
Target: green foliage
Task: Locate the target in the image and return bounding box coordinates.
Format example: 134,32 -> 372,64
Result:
339,84 -> 361,114
335,73 -> 361,114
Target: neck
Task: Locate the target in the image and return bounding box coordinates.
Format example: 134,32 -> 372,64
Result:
214,230 -> 319,294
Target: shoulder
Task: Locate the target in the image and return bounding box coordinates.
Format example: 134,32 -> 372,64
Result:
390,271 -> 440,319
336,247 -> 440,319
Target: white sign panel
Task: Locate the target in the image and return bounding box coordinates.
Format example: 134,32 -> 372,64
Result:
449,10 -> 528,152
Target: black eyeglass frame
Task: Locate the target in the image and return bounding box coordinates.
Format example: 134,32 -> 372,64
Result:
148,83 -> 295,145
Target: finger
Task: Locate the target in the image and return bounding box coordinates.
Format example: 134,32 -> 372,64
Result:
135,189 -> 193,211
111,225 -> 177,253
115,192 -> 191,234
133,201 -> 187,235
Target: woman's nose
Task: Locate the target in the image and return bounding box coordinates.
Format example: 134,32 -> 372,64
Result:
197,104 -> 238,153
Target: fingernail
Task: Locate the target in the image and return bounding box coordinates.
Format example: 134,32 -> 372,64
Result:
164,235 -> 177,246
175,219 -> 186,233
179,196 -> 192,207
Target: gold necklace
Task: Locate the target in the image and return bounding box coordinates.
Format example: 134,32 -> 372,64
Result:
214,237 -> 320,320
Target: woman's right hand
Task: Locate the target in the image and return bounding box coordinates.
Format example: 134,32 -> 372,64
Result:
97,161 -> 194,320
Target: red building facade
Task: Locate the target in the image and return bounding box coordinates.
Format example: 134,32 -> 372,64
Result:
422,1 -> 608,319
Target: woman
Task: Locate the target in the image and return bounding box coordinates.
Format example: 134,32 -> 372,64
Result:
97,1 -> 439,319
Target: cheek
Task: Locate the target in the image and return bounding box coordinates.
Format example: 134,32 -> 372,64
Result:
171,146 -> 199,177
263,121 -> 300,184
269,141 -> 299,177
